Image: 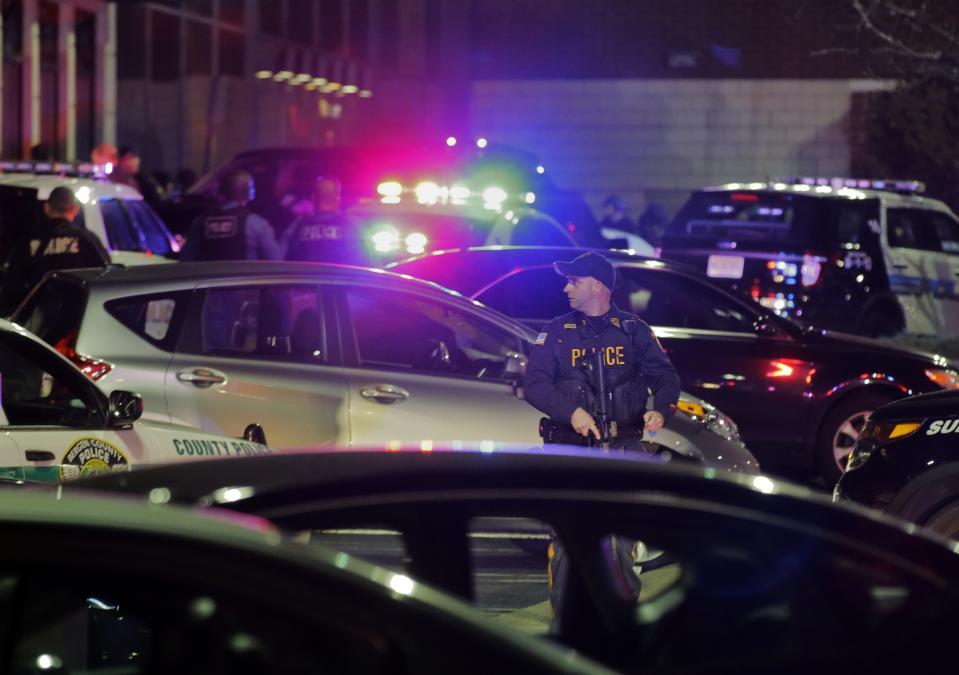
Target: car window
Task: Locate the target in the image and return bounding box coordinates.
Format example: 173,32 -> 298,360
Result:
99,198 -> 138,251
510,214 -> 574,246
10,572 -> 389,675
927,211 -> 959,255
182,285 -> 326,362
887,208 -> 940,251
122,200 -> 173,256
614,268 -> 756,332
0,336 -> 98,427
345,287 -> 524,380
105,291 -> 192,352
476,267 -> 572,324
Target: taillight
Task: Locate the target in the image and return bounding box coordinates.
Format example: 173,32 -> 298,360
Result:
53,330 -> 113,381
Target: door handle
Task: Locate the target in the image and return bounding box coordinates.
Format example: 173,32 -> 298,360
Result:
176,368 -> 227,388
25,450 -> 55,462
891,263 -> 908,270
359,384 -> 410,404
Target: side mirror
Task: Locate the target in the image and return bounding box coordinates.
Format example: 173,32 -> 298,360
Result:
108,390 -> 143,428
243,423 -> 268,446
505,352 -> 527,399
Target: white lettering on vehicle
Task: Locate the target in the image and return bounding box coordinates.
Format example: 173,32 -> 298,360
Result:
926,419 -> 959,435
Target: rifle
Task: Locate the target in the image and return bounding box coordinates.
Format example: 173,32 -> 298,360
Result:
578,348 -> 613,449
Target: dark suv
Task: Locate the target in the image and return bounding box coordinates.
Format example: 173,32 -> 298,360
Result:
660,179 -> 959,338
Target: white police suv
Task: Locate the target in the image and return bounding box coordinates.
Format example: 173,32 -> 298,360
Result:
0,318 -> 268,483
0,161 -> 178,266
661,177 -> 959,338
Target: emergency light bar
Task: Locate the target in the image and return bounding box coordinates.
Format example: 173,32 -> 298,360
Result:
0,160 -> 107,179
775,177 -> 925,194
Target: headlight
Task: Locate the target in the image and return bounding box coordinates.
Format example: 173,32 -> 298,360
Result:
705,411 -> 741,443
846,419 -> 922,471
926,368 -> 959,390
675,399 -> 742,443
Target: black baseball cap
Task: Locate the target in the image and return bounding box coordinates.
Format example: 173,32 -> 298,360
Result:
553,251 -> 616,290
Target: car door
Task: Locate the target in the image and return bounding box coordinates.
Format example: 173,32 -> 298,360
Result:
165,282 -> 349,449
884,207 -> 942,334
0,331 -> 158,479
335,284 -> 540,447
612,266 -> 812,453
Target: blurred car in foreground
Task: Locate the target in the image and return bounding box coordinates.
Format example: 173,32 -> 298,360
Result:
0,318 -> 267,482
12,262 -> 757,474
389,246 -> 959,484
0,489 -> 601,674
73,448 -> 959,675
837,389 -> 959,539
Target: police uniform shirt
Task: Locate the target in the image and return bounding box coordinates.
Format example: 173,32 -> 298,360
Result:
524,303 -> 680,427
179,202 -> 285,262
0,217 -> 110,313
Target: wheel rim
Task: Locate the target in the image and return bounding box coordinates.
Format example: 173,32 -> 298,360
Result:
831,409 -> 873,471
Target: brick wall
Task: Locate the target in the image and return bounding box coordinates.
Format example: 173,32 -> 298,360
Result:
471,79 -> 858,218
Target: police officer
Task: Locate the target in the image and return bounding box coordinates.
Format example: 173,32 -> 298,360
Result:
525,250 -> 680,445
282,176 -> 363,264
179,171 -> 285,261
0,186 -> 110,314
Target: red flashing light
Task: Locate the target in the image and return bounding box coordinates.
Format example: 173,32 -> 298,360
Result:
567,223 -> 576,233
805,367 -> 816,385
730,193 -> 759,202
53,330 -> 113,381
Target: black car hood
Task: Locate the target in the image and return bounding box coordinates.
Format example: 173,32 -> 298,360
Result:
801,329 -> 943,365
871,389 -> 959,422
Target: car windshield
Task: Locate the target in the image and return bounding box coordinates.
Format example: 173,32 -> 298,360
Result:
667,191 -> 881,248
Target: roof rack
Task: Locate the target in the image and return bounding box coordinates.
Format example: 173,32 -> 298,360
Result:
774,176 -> 925,194
0,160 -> 109,179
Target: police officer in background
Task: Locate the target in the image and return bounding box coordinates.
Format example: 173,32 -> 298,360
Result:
283,176 -> 363,264
180,170 -> 285,262
0,186 -> 110,315
525,250 -> 680,445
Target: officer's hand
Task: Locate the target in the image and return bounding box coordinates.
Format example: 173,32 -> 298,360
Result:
643,410 -> 665,432
571,407 -> 601,439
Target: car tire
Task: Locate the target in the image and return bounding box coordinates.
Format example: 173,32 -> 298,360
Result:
816,391 -> 895,487
858,311 -> 901,339
923,501 -> 959,541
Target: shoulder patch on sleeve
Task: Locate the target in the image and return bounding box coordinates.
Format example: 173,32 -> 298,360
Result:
535,332 -> 548,345
611,317 -> 621,328
563,323 -> 577,329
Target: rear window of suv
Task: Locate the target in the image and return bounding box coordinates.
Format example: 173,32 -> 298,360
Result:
667,191 -> 880,248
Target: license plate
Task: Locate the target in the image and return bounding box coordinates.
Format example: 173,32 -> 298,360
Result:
707,255 -> 745,279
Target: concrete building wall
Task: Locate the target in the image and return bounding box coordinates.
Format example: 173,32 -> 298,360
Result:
471,79 -> 869,218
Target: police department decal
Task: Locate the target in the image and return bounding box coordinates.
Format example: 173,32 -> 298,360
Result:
61,438 -> 129,478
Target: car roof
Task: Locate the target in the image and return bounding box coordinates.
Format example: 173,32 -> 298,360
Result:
389,246 -> 713,292
0,173 -> 143,200
46,260 -> 475,295
699,182 -> 953,210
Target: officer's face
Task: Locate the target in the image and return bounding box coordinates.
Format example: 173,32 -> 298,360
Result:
564,276 -> 597,310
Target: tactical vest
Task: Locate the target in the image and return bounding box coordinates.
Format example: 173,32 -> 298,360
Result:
286,213 -> 357,263
193,206 -> 248,261
553,317 -> 648,425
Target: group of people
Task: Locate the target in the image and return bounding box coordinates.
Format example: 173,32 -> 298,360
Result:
91,143 -> 196,208
598,194 -> 669,250
178,170 -> 360,264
